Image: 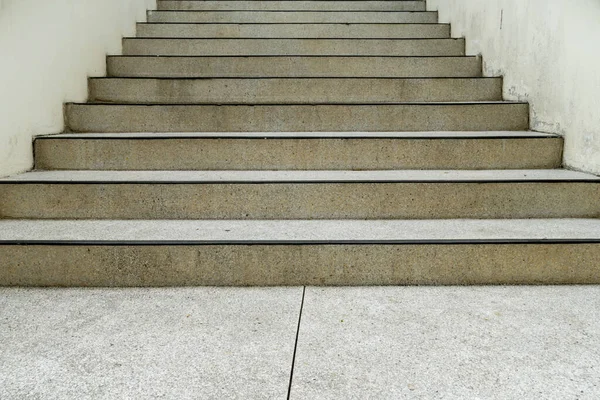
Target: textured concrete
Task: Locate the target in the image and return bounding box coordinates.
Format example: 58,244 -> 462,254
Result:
156,0 -> 427,11
135,23 -> 450,38
107,55 -> 481,78
2,243 -> 600,286
291,286 -> 600,399
34,132 -> 563,170
88,77 -> 503,103
1,169 -> 599,219
1,287 -> 600,398
6,168 -> 596,182
2,219 -> 600,242
65,103 -> 528,132
146,10 -> 438,23
0,287 -> 301,398
123,38 -> 465,56
36,131 -> 559,139
122,38 -> 465,56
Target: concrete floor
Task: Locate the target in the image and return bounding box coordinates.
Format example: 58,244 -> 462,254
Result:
1,287 -> 599,399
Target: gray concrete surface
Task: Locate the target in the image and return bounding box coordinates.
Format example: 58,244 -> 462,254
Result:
37,131 -> 558,138
0,287 -> 301,399
3,243 -> 600,286
88,77 -> 503,104
106,56 -> 480,78
2,218 -> 600,242
292,286 -> 600,399
146,10 -> 438,23
5,169 -> 596,182
156,1 -> 427,11
1,287 -> 599,398
2,220 -> 600,286
64,103 -> 527,132
122,38 -> 465,56
135,23 -> 449,39
2,173 -> 599,219
34,132 -> 562,171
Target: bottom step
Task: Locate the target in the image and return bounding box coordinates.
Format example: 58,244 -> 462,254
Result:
2,220 -> 600,286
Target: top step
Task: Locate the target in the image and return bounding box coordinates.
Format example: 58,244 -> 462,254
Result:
147,10 -> 438,23
156,1 -> 427,11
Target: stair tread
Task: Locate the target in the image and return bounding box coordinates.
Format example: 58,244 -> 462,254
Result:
37,131 -> 559,139
91,77 -> 495,80
3,169 -> 598,182
71,101 -> 523,105
2,219 -> 600,243
108,55 -> 470,57
137,22 -> 443,25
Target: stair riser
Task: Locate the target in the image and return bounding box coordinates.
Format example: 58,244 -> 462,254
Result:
2,183 -> 598,219
65,104 -> 528,132
88,78 -> 503,104
136,23 -> 449,38
34,137 -> 563,170
107,56 -> 481,78
2,243 -> 599,286
156,1 -> 427,11
122,38 -> 465,56
146,11 -> 438,23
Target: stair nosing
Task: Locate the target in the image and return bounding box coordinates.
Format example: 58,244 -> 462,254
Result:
35,131 -> 559,140
123,37 -> 462,40
156,0 -> 428,2
136,22 -> 449,25
2,170 -> 598,184
1,180 -> 595,184
3,239 -> 600,246
68,101 -> 526,105
150,10 -> 432,12
89,76 -> 498,80
107,55 -> 475,58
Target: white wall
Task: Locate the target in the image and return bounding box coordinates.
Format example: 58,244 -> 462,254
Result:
427,0 -> 600,175
0,0 -> 155,177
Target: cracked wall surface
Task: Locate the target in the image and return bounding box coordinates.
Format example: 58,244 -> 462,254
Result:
427,0 -> 600,175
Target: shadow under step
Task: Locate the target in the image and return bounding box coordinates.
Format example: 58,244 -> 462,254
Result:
2,219 -> 600,286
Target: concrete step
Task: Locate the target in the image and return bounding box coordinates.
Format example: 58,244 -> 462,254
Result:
156,1 -> 427,11
146,10 -> 438,23
65,103 -> 528,132
107,56 -> 481,78
1,219 -> 600,285
34,132 -> 562,171
1,170 -> 598,219
88,78 -> 503,104
135,22 -> 450,38
121,38 -> 465,56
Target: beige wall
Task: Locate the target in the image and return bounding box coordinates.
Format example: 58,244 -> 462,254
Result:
427,0 -> 600,175
0,0 -> 155,177
2,1 -> 598,177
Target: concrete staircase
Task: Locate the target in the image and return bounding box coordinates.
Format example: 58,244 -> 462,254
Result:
1,0 -> 600,286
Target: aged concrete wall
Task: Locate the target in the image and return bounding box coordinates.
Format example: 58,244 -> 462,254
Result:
427,0 -> 600,175
0,0 -> 155,177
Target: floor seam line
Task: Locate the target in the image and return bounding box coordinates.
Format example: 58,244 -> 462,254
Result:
287,286 -> 306,400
